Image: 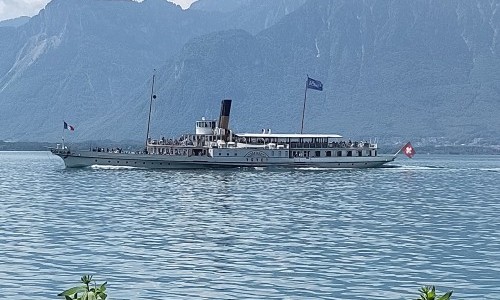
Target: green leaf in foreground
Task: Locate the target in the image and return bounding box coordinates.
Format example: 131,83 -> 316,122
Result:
416,285 -> 453,300
59,275 -> 107,300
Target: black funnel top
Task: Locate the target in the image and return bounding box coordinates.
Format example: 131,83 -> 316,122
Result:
218,99 -> 232,131
220,99 -> 232,117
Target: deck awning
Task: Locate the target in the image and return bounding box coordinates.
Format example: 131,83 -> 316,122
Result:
235,133 -> 343,139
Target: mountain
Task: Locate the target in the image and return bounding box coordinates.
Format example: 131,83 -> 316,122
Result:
190,0 -> 307,33
190,0 -> 258,12
0,0 -> 499,146
142,0 -> 500,145
190,0 -> 306,14
0,0 -> 302,142
0,16 -> 30,28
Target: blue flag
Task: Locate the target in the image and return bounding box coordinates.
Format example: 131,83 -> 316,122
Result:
307,77 -> 323,91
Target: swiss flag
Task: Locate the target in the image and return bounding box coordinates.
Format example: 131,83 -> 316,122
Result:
403,142 -> 416,158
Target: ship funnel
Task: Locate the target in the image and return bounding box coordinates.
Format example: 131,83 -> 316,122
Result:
218,99 -> 232,131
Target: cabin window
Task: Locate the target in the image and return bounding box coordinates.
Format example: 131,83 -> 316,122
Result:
347,151 -> 352,157
315,151 -> 321,157
337,151 -> 342,157
326,151 -> 331,157
358,151 -> 362,157
278,151 -> 281,156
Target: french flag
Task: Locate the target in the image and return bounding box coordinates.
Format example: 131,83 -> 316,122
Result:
63,121 -> 75,131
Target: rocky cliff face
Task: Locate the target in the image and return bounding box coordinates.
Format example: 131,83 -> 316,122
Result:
190,0 -> 308,33
0,0 -> 302,141
0,0 -> 498,145
145,0 -> 500,144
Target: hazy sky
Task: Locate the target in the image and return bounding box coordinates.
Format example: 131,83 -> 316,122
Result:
0,0 -> 197,21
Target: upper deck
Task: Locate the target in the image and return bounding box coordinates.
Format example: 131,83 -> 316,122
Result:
145,99 -> 378,157
235,133 -> 343,139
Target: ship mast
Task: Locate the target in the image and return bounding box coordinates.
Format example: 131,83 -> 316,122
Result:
300,75 -> 308,134
145,70 -> 156,149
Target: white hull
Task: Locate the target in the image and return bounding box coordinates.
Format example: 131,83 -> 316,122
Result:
53,150 -> 395,169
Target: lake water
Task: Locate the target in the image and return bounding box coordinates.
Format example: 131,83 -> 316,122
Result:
0,152 -> 499,299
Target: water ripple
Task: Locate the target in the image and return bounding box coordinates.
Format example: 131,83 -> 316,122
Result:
0,152 -> 499,299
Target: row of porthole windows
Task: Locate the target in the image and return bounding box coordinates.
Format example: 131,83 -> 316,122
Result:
96,160 -> 170,166
291,150 -> 375,157
214,153 -> 270,161
217,151 -> 288,157
219,152 -> 238,156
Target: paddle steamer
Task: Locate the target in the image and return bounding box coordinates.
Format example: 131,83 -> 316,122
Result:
51,98 -> 398,169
